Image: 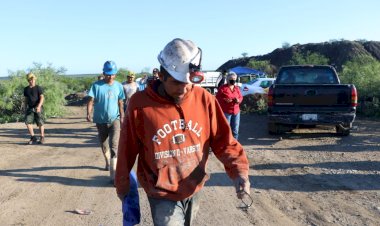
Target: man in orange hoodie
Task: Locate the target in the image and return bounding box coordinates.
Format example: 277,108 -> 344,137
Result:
115,38 -> 250,225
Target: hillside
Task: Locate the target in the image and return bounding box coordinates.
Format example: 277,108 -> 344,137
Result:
217,40 -> 380,72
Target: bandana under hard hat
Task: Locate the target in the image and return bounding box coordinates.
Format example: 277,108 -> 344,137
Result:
158,38 -> 201,83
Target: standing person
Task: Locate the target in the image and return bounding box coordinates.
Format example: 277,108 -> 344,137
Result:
217,69 -> 228,89
216,71 -> 243,140
138,74 -> 147,91
122,72 -> 138,112
145,67 -> 160,88
115,38 -> 250,225
24,73 -> 45,145
87,60 -> 125,183
152,67 -> 159,79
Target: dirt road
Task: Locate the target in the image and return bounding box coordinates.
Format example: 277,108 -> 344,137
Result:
0,106 -> 379,226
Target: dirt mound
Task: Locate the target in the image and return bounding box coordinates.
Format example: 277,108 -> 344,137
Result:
65,92 -> 90,106
218,40 -> 380,72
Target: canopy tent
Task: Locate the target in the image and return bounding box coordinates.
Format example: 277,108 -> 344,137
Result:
230,66 -> 266,77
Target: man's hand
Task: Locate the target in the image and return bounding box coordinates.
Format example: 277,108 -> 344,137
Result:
233,175 -> 250,199
224,98 -> 232,103
86,114 -> 92,122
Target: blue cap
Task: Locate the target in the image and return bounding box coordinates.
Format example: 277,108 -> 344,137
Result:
103,61 -> 118,75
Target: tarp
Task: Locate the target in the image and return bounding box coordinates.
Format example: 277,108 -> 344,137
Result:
230,66 -> 266,77
122,170 -> 140,226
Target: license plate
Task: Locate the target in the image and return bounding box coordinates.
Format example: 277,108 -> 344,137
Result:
302,114 -> 318,121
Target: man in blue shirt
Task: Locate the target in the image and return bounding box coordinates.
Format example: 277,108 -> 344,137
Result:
87,60 -> 125,183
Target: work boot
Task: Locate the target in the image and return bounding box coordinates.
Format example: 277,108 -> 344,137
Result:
27,136 -> 37,145
110,158 -> 117,185
38,136 -> 45,144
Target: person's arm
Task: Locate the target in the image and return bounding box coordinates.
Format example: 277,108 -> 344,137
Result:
87,97 -> 94,122
209,97 -> 250,198
115,102 -> 140,200
234,87 -> 243,104
118,99 -> 124,124
36,94 -> 44,113
35,86 -> 44,113
86,84 -> 96,122
118,84 -> 126,124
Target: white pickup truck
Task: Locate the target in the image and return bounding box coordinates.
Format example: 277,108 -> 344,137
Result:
198,71 -> 223,94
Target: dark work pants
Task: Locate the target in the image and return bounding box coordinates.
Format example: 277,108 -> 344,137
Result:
96,120 -> 120,159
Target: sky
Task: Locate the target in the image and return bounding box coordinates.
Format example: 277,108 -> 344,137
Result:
0,0 -> 379,77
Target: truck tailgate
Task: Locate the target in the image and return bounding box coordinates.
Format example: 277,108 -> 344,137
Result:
272,84 -> 353,111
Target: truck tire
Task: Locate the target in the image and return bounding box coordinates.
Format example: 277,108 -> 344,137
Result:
335,123 -> 351,136
268,122 -> 279,135
205,87 -> 213,94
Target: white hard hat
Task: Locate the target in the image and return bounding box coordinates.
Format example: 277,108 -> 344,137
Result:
157,38 -> 201,83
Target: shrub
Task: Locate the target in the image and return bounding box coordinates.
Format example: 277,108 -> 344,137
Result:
288,51 -> 329,65
340,56 -> 380,117
241,94 -> 268,114
60,76 -> 95,94
247,59 -> 277,76
0,63 -> 68,123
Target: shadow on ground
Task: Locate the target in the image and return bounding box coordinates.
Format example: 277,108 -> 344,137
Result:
0,166 -> 113,188
205,170 -> 380,191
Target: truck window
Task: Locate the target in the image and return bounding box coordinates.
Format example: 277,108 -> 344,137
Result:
277,72 -> 295,84
277,68 -> 338,84
260,81 -> 272,88
239,76 -> 251,84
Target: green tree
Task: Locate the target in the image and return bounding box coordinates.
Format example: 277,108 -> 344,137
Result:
241,52 -> 249,58
340,55 -> 380,99
59,76 -> 95,93
247,59 -> 276,76
0,71 -> 26,122
340,55 -> 380,117
141,67 -> 151,73
289,51 -> 329,65
116,68 -> 136,83
282,42 -> 290,48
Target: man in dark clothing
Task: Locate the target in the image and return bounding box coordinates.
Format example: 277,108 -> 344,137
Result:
146,68 -> 160,88
24,73 -> 45,144
217,70 -> 228,89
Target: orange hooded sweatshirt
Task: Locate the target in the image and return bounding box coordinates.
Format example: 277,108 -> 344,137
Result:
115,81 -> 249,201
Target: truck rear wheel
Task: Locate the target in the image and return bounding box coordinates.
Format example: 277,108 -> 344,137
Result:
336,123 -> 351,136
268,122 -> 280,135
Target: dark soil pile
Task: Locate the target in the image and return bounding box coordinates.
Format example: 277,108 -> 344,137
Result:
218,40 -> 380,72
65,92 -> 89,106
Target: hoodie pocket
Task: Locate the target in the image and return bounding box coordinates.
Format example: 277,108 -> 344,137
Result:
155,162 -> 208,193
155,165 -> 179,192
